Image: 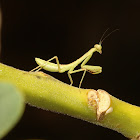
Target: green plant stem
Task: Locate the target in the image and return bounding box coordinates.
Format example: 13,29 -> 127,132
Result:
0,63 -> 140,139
0,7 -> 2,57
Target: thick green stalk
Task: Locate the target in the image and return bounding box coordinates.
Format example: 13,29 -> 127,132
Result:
0,7 -> 2,57
0,63 -> 140,139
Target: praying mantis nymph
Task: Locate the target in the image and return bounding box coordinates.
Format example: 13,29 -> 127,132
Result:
30,29 -> 118,88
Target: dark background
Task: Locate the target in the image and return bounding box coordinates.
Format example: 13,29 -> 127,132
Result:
1,0 -> 140,140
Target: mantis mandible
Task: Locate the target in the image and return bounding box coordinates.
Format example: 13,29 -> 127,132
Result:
31,29 -> 118,88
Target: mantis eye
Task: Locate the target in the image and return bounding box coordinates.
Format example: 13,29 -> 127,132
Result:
94,44 -> 102,54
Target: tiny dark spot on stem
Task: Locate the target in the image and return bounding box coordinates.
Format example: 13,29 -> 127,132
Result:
36,75 -> 41,79
23,72 -> 27,74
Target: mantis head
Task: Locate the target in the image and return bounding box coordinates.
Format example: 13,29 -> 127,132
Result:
94,44 -> 102,54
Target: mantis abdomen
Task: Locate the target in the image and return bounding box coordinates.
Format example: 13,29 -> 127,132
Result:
35,58 -> 71,73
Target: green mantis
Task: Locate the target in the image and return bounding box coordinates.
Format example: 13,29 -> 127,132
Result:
31,44 -> 102,88
31,29 -> 118,88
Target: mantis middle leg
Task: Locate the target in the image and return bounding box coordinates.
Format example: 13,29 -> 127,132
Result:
67,54 -> 93,88
68,68 -> 86,88
30,56 -> 61,72
71,54 -> 93,87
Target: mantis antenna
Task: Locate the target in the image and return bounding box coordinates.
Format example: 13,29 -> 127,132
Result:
99,28 -> 119,45
99,28 -> 110,45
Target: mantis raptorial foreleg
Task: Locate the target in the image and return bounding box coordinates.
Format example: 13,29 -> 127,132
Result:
68,68 -> 86,88
81,54 -> 93,67
81,54 -> 102,75
30,56 -> 61,72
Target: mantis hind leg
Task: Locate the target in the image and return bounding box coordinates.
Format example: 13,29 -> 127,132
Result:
30,56 -> 61,72
68,68 -> 87,88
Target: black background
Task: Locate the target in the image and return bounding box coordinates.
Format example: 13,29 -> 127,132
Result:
1,0 -> 140,140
